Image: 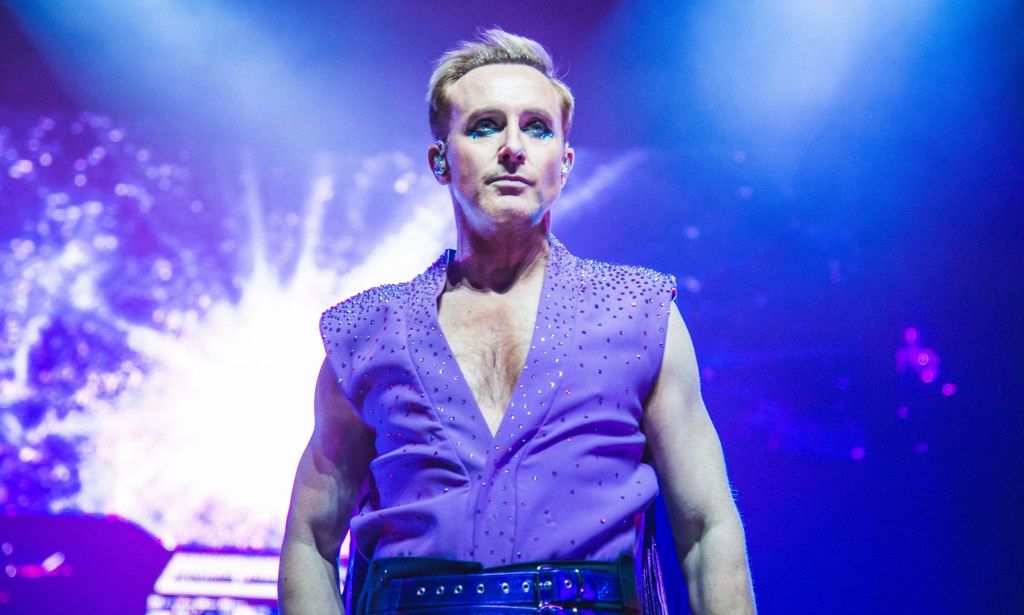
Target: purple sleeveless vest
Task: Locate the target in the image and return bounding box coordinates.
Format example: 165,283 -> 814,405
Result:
320,237 -> 676,568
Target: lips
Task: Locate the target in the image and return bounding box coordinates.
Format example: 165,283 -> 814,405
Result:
488,175 -> 534,185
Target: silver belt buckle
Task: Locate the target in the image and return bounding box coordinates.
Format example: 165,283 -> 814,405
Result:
535,565 -> 559,610
534,565 -> 585,611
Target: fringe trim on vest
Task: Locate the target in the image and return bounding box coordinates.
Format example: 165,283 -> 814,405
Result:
640,506 -> 669,614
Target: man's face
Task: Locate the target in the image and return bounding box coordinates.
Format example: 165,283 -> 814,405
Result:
436,64 -> 573,230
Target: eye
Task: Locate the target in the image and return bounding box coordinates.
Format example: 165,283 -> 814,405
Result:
523,120 -> 554,139
467,118 -> 501,138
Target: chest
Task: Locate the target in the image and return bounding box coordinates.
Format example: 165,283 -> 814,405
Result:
436,287 -> 540,434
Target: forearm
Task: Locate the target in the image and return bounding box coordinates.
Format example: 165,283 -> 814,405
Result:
680,515 -> 756,615
279,533 -> 344,615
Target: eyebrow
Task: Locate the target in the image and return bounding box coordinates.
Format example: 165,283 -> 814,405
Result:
463,107 -> 556,126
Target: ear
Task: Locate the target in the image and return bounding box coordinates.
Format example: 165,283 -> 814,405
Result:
427,141 -> 450,185
560,144 -> 575,187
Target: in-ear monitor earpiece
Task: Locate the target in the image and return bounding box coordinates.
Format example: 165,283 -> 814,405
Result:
433,140 -> 448,176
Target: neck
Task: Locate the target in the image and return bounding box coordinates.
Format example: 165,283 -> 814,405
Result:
450,216 -> 551,293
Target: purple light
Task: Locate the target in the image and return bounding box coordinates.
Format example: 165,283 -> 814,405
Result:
897,327 -> 949,387
941,383 -> 957,396
896,405 -> 909,419
850,446 -> 866,460
915,442 -> 929,454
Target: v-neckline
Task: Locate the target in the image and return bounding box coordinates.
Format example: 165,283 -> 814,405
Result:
430,245 -> 552,441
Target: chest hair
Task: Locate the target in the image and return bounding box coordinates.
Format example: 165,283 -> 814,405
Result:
437,289 -> 538,434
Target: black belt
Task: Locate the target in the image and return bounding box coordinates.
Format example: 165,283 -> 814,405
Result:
359,557 -> 639,614
388,566 -> 622,612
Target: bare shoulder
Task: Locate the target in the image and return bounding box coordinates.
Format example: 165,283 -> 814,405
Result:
312,358 -> 374,459
284,359 -> 374,543
643,302 -> 738,529
645,302 -> 702,424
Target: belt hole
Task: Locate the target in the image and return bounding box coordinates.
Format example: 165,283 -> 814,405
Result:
564,579 -> 573,589
415,587 -> 426,596
501,581 -> 510,594
522,581 -> 531,592
436,585 -> 445,595
476,583 -> 485,594
454,585 -> 463,594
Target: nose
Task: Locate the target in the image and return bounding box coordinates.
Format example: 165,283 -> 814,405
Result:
498,131 -> 526,169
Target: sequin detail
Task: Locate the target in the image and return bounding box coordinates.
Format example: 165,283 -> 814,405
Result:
319,236 -> 676,567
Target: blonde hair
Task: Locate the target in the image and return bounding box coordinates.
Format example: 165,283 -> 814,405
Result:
427,28 -> 575,141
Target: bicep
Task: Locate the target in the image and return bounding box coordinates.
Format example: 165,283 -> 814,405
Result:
285,358 -> 376,556
643,303 -> 736,545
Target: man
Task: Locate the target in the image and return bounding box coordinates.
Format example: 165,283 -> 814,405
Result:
280,29 -> 755,614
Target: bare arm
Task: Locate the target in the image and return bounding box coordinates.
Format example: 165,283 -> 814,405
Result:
279,358 -> 375,614
643,303 -> 756,614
